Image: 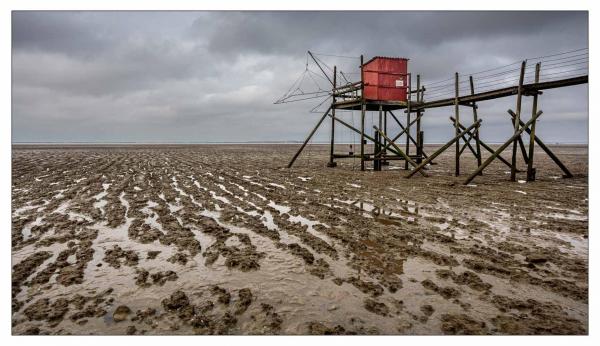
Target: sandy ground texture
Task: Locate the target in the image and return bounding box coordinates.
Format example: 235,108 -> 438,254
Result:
11,144 -> 588,335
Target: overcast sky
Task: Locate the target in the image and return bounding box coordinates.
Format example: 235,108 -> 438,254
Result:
12,11 -> 588,143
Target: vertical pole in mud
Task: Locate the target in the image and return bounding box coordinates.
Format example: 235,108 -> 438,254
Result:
376,104 -> 383,171
469,76 -> 483,174
416,75 -> 423,164
383,110 -> 388,165
328,66 -> 337,168
527,63 -> 541,181
405,73 -> 411,170
360,55 -> 365,171
454,72 -> 460,176
511,61 -> 527,182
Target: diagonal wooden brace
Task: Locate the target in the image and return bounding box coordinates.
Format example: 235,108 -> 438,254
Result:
288,105 -> 332,168
406,119 -> 482,179
507,110 -> 573,178
378,111 -> 432,160
464,110 -> 543,185
450,116 -> 519,172
326,113 -> 403,158
373,126 -> 428,176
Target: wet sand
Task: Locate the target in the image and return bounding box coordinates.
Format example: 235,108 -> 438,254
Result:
11,144 -> 588,335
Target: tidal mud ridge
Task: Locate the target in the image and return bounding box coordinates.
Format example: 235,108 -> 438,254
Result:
11,144 -> 588,335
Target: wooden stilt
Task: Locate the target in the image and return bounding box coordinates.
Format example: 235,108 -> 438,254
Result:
328,66 -> 337,167
454,72 -> 460,176
383,110 -> 388,165
416,75 -> 423,164
510,61 -> 527,181
469,76 -> 483,174
527,63 -> 541,181
405,73 -> 412,170
465,110 -> 543,185
360,55 -> 365,172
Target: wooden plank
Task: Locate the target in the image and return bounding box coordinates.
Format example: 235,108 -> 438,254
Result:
415,75 -> 587,110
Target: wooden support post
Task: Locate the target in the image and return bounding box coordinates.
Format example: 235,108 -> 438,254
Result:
288,105 -> 332,168
360,103 -> 366,171
469,76 -> 482,173
510,61 -> 527,181
360,55 -> 365,171
527,63 -> 541,181
416,75 -> 423,164
405,73 -> 412,170
377,105 -> 383,170
454,72 -> 460,176
418,131 -> 424,164
383,110 -> 388,165
465,110 -> 543,185
508,110 -> 573,178
328,66 -> 337,167
373,126 -> 427,176
406,119 -> 482,179
450,116 -> 518,171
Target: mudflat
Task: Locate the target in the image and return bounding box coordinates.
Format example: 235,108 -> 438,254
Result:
11,144 -> 588,335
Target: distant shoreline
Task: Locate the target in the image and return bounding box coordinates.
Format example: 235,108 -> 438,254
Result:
12,142 -> 589,147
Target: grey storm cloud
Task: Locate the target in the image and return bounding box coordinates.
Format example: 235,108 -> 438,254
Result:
11,11 -> 588,143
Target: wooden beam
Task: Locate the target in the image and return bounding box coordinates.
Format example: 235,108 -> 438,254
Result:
415,75 -> 587,110
308,51 -> 334,86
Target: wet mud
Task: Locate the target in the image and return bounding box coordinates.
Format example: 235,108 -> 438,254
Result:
11,144 -> 588,334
